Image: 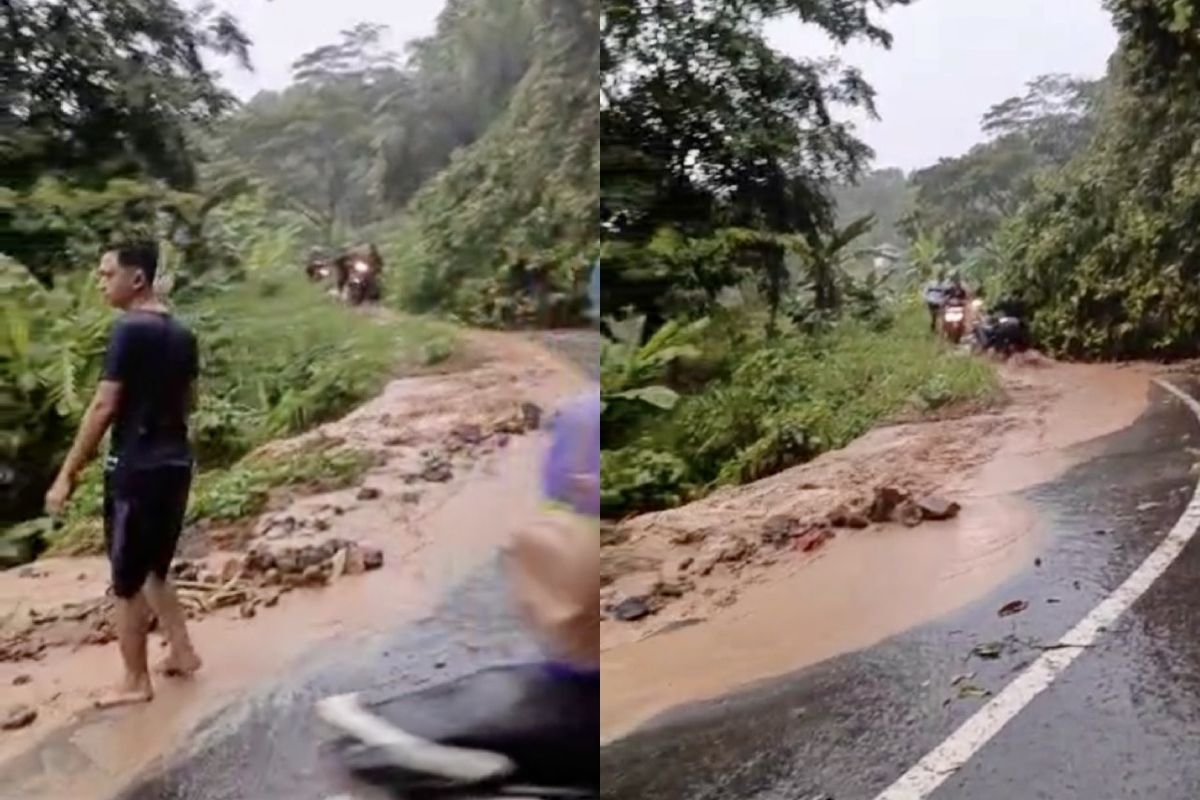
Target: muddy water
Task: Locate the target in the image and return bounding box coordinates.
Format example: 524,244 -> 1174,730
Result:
0,436 -> 548,800
0,331 -> 593,800
600,362 -> 1152,741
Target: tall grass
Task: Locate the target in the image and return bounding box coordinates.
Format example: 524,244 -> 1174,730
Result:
600,304 -> 999,517
183,272 -> 454,465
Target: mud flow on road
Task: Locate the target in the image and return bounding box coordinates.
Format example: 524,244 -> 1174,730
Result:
600,362 -> 1150,740
602,373 -> 1200,800
0,331 -> 597,800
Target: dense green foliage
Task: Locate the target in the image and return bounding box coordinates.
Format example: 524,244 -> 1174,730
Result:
600,305 -> 997,518
387,0 -> 599,323
597,0 -> 1006,519
2,250 -> 453,527
904,75 -> 1100,262
207,4 -> 537,243
989,2 -> 1200,357
602,0 -> 911,326
43,438 -> 380,559
1,0 -> 250,284
208,0 -> 598,324
4,0 -> 557,564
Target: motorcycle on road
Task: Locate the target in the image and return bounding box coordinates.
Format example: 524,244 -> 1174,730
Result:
344,257 -> 382,306
940,298 -> 968,344
971,299 -> 1030,358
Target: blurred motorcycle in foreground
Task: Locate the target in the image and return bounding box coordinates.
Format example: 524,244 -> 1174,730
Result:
317,664 -> 597,800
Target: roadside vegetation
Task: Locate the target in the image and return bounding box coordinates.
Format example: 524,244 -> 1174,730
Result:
2,0 -> 596,564
598,0 -> 999,519
600,300 -> 997,519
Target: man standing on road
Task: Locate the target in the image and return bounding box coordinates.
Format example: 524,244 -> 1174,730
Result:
45,243 -> 203,709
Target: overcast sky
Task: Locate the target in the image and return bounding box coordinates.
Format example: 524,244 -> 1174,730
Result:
766,0 -> 1118,171
205,0 -> 446,99
208,0 -> 1116,172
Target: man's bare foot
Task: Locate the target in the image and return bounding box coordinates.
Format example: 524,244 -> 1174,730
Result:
94,674 -> 153,709
155,650 -> 203,678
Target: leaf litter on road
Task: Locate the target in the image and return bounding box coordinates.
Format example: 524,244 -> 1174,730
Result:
971,641 -> 1004,660
950,672 -> 976,687
998,599 -> 1028,617
957,683 -> 992,700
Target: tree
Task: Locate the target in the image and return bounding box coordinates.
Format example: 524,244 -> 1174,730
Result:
602,0 -> 911,324
995,1 -> 1200,357
376,0 -> 535,208
209,24 -> 399,243
904,73 -> 1100,259
905,230 -> 947,283
208,3 -> 539,248
1,0 -> 251,283
802,215 -> 877,313
1,0 -> 248,191
393,0 -> 599,320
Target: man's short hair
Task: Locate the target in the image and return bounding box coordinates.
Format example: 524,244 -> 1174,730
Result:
112,242 -> 159,286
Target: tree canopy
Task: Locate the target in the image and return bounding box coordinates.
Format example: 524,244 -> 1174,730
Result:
995,1 -> 1200,357
1,0 -> 252,282
601,0 -> 910,326
903,74 -> 1100,260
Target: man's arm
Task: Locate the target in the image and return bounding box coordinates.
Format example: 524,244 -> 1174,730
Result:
58,381 -> 121,483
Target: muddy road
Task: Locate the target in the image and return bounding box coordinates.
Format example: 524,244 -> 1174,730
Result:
109,560 -> 538,800
602,376 -> 1200,800
0,330 -> 597,800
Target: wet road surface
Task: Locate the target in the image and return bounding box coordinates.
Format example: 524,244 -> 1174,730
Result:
111,560 -> 539,800
602,379 -> 1200,800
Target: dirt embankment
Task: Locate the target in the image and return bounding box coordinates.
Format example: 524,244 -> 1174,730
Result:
600,360 -> 1152,741
0,331 -> 590,797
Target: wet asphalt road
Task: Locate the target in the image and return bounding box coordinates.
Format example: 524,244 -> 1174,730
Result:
602,378 -> 1200,800
113,560 -> 540,800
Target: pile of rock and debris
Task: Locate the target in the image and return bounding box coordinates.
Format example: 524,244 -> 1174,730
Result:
602,484 -> 962,624
0,399 -> 550,667
169,538 -> 385,618
0,538 -> 384,664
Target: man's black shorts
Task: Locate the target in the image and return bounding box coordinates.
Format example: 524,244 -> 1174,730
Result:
103,465 -> 192,598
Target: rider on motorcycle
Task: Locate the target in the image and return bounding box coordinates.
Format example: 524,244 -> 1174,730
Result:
306,247 -> 330,281
922,271 -> 947,333
944,272 -> 969,304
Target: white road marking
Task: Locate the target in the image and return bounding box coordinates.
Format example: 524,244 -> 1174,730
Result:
874,378 -> 1200,800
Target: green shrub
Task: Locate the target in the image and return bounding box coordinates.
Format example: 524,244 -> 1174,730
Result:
600,304 -> 998,518
2,254 -> 456,550
44,439 -> 379,556
600,448 -> 691,519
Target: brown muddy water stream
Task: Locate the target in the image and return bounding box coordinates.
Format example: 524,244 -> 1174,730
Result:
0,332 -> 591,800
600,362 -> 1152,741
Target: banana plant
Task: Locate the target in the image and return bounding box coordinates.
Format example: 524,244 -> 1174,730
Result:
600,314 -> 708,413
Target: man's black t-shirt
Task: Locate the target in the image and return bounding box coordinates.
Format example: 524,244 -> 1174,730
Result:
102,310 -> 198,472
